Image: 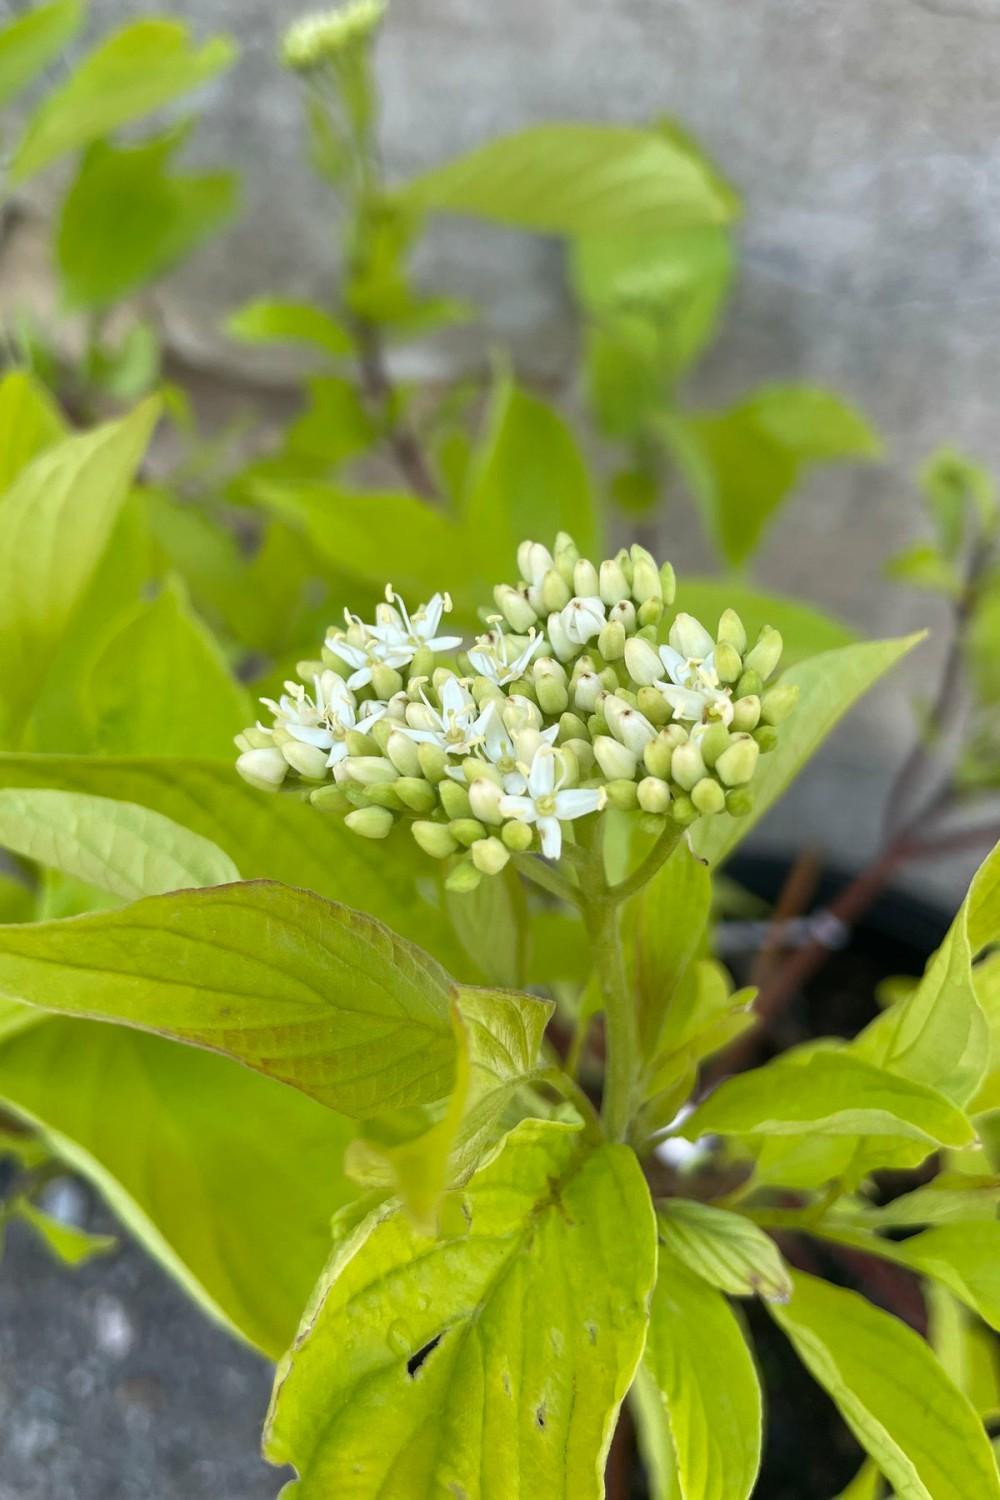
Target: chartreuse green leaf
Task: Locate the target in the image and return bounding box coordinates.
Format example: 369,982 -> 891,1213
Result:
0,370 -> 64,491
854,838 -> 1000,1107
265,1119 -> 656,1500
57,130 -> 239,310
0,788 -> 238,900
625,840 -> 711,1056
0,881 -> 457,1118
9,19 -> 236,183
833,1459 -> 884,1500
0,1017 -> 357,1356
657,1200 -> 791,1302
679,1049 -> 974,1149
85,578 -> 251,758
642,1248 -> 762,1500
630,1365 -> 681,1500
0,0 -> 82,111
0,754 -> 468,973
225,298 -> 352,357
850,1173 -> 1000,1227
445,867 -> 527,988
928,1283 -> 1000,1423
871,1224 -> 1000,1333
770,1270 -> 1000,1500
692,632 -> 926,868
674,576 -> 856,664
0,399 -> 159,744
402,123 -> 736,235
10,1197 -> 117,1266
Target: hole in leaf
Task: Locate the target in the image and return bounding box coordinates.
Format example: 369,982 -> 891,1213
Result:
407,1335 -> 442,1378
535,1404 -> 547,1430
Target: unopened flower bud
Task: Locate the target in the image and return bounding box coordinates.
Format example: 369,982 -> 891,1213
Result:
518,541 -> 555,584
554,531 -> 579,581
449,817 -> 487,847
501,820 -> 534,852
669,613 -> 715,661
637,598 -> 664,629
736,669 -> 763,700
636,686 -> 671,726
417,742 -> 448,783
345,756 -> 398,785
643,732 -> 675,780
637,776 -> 671,814
598,620 -> 626,661
730,695 -> 761,732
716,734 -> 760,787
370,717 -> 394,753
725,788 -> 755,817
345,806 -> 394,839
630,551 -> 662,605
691,777 -> 726,815
698,722 -> 731,769
371,664 -> 404,700
310,783 -> 352,815
625,636 -> 663,686
534,658 -> 569,715
671,742 -> 707,791
503,695 -> 543,733
446,860 -> 482,893
472,836 -> 511,875
236,747 -> 288,791
541,568 -> 571,613
761,682 -> 800,725
462,758 -> 503,786
546,610 -> 575,661
495,584 -> 537,633
469,779 -> 504,825
599,559 -> 630,605
744,627 -> 783,681
610,598 -> 637,633
412,820 -> 458,859
235,726 -> 274,752
608,700 -> 657,755
362,782 -> 403,810
281,740 -> 330,780
386,731 -> 423,777
395,777 -> 437,814
558,744 -> 581,787
565,737 -> 595,774
573,558 -> 600,597
573,671 -> 603,713
606,778 -> 639,810
346,729 -> 378,756
594,735 -> 638,780
714,641 -> 743,685
439,780 -> 472,819
659,561 -> 677,604
717,608 -> 747,654
753,724 -> 779,753
558,711 -> 590,742
670,795 -> 698,826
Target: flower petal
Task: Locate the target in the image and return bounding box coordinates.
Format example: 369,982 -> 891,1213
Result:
538,815 -> 563,860
553,788 -> 606,820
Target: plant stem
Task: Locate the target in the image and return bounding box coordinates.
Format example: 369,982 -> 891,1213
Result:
354,318 -> 441,501
585,891 -> 637,1143
603,821 -> 686,905
511,852 -> 583,908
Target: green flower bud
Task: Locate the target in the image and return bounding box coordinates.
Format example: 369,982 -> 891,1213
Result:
395,777 -> 437,814
637,598 -> 664,629
409,645 -> 435,680
412,820 -> 458,859
558,711 -> 590,743
717,608 -> 747,654
636,686 -> 671,726
541,568 -> 571,613
714,641 -> 743,685
344,756 -> 398,785
730,695 -> 762,732
346,729 -> 378,757
753,724 -> 779,753
235,726 -> 274,752
445,860 -> 482,894
507,675 -> 538,703
309,783 -> 352,815
589,711 -> 609,739
554,531 -> 579,582
386,730 -> 423,777
606,777 -> 639,810
344,805 -> 394,839
449,817 -> 487,847
418,743 -> 448,783
534,661 -> 569,715
725,788 -> 754,817
716,734 -> 760,787
573,558 -> 600,597
565,737 -> 595,774
439,780 -> 472,819
637,776 -> 671,814
639,813 -> 668,837
472,836 -> 510,876
643,731 -> 675,780
736,669 -> 763,700
573,670 -> 603,713
494,584 -> 537,633
236,747 -> 288,791
598,620 -> 626,661
370,717 -> 394,753
605,698 -> 657,755
659,561 -> 677,605
471,675 -> 504,707
691,777 -> 726,815
558,744 -> 581,787
361,782 -> 404,810
609,598 -> 637,635
462,756 -> 503,786
469,779 -> 504,825
594,735 -> 638,780
625,636 -> 663,687
744,626 -> 783,681
671,742 -> 707,791
281,740 -> 330,780
698,722 -> 731,769
371,664 -> 404,700
670,794 -> 698,826
599,558 -> 630,605
761,682 -> 800,725
631,554 -> 662,606
501,820 -> 534,852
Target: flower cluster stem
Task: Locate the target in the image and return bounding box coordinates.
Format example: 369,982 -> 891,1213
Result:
587,893 -> 636,1143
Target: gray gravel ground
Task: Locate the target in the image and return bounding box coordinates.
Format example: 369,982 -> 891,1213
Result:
0,1180 -> 288,1500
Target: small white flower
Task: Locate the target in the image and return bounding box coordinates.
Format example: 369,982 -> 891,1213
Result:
325,618 -> 410,690
261,671 -> 386,768
656,643 -> 734,730
481,716 -> 559,793
499,744 -> 607,861
371,586 -> 463,656
560,595 -> 606,646
400,675 -> 494,756
467,625 -> 543,686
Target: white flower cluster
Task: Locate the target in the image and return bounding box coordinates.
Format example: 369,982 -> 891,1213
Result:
235,536 -> 798,889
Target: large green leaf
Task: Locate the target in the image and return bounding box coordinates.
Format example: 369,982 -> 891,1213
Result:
871,1224 -> 1000,1334
85,578 -> 251,757
10,19 -> 235,183
0,399 -> 159,744
265,1119 -> 656,1499
57,130 -> 239,310
0,1017 -> 355,1357
225,299 -> 352,357
679,1049 -> 974,1149
402,123 -> 736,235
0,880 -> 458,1118
0,370 -> 64,491
692,633 -> 925,868
657,1199 -> 791,1302
0,754 -> 468,972
0,0 -> 82,111
642,1249 -> 762,1500
0,788 -> 238,900
770,1271 -> 1000,1500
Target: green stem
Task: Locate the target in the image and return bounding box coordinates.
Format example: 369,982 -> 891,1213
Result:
603,822 -> 686,905
511,852 -> 582,908
582,842 -> 638,1141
